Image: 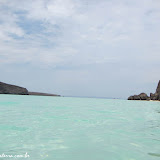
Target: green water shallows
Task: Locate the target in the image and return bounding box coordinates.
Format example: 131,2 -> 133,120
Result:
0,95 -> 159,160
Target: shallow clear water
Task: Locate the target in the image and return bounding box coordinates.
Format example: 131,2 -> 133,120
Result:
0,95 -> 160,160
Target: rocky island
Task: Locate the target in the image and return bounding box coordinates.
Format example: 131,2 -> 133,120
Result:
0,81 -> 60,97
0,82 -> 28,95
128,80 -> 160,101
28,92 -> 60,97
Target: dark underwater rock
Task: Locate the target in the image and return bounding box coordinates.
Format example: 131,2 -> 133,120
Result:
0,82 -> 28,95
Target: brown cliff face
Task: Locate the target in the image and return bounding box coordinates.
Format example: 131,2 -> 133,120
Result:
150,93 -> 159,100
0,82 -> 28,95
156,80 -> 160,93
156,80 -> 160,100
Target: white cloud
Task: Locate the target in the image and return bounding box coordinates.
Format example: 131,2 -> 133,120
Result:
0,0 -> 160,67
0,0 -> 160,98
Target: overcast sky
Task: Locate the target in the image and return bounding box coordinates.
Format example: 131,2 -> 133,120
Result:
0,0 -> 160,98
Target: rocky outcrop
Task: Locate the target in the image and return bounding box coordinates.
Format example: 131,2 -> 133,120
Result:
128,80 -> 160,101
156,80 -> 160,100
0,82 -> 28,95
150,93 -> 158,100
128,93 -> 149,100
150,80 -> 160,101
29,92 -> 60,97
0,81 -> 60,96
128,95 -> 140,100
139,93 -> 150,100
156,80 -> 160,93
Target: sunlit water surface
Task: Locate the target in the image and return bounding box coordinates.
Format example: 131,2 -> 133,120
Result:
0,95 -> 160,160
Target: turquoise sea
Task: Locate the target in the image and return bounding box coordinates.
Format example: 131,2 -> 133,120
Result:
0,95 -> 159,160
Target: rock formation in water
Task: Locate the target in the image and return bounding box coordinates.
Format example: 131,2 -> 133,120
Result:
150,93 -> 158,100
0,81 -> 60,96
150,80 -> 160,101
156,80 -> 160,100
128,93 -> 149,100
28,92 -> 60,97
0,82 -> 28,95
128,80 -> 160,101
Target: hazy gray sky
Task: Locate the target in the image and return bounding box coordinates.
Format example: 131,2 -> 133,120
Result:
0,0 -> 160,98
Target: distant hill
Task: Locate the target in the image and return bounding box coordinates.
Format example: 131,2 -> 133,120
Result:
0,82 -> 28,95
0,81 -> 60,97
29,92 -> 60,97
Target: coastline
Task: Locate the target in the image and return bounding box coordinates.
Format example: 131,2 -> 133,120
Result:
0,81 -> 60,97
128,80 -> 160,101
28,92 -> 60,97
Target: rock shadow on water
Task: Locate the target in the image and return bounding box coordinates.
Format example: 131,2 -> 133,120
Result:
148,153 -> 160,157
